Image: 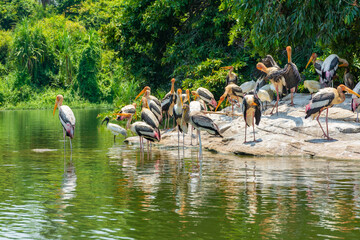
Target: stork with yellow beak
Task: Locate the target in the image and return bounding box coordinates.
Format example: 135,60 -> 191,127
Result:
53,95 -> 76,150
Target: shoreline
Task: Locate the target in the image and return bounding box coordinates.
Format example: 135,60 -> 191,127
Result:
125,93 -> 360,160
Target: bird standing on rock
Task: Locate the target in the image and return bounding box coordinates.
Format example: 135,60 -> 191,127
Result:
321,54 -> 349,87
306,53 -> 324,85
242,85 -> 262,143
256,59 -> 286,115
215,83 -> 244,115
102,117 -> 127,143
53,95 -> 76,151
221,66 -> 238,85
305,84 -> 360,140
264,46 -> 301,106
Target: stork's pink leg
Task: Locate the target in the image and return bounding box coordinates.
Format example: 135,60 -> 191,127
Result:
316,110 -> 327,138
325,108 -> 333,140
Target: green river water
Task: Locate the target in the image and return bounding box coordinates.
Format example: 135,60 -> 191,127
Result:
0,109 -> 360,239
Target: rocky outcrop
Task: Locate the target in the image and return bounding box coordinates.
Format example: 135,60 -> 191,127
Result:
125,93 -> 360,160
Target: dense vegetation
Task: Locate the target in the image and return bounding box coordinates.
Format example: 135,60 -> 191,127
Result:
0,0 -> 359,109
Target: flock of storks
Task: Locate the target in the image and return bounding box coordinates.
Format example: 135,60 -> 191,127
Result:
53,46 -> 360,154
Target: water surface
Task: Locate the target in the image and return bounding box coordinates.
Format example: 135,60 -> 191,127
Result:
0,109 -> 360,239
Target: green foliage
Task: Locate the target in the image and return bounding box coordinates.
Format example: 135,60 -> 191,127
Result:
0,0 -> 37,30
76,30 -> 101,103
0,30 -> 11,65
1,0 -> 360,110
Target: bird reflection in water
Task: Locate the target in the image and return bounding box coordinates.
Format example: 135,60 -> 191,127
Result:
55,152 -> 77,216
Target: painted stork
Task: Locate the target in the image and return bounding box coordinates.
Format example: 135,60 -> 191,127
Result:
161,78 -> 177,129
321,54 -> 349,87
102,117 -> 127,142
344,68 -> 355,90
135,86 -> 161,107
130,121 -> 160,150
351,82 -> 360,122
193,87 -> 217,110
173,89 -> 188,147
256,58 -> 286,115
141,97 -> 160,131
221,66 -> 238,85
53,95 -> 76,150
140,97 -> 161,151
116,103 -> 136,121
144,90 -> 162,122
181,104 -> 222,155
304,80 -> 321,95
215,83 -> 244,114
305,84 -> 360,140
306,53 -> 323,85
264,46 -> 301,106
242,85 -> 261,143
189,91 -> 203,145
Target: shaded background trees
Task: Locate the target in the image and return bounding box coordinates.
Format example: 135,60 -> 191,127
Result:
0,0 -> 359,108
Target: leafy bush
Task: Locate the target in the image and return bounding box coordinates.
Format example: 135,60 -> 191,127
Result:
76,31 -> 101,102
0,30 -> 11,65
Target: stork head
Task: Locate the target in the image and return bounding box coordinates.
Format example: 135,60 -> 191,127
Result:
339,84 -> 360,98
306,53 -> 317,69
191,91 -> 199,100
215,95 -> 226,112
256,63 -> 268,73
135,86 -> 150,100
286,46 -> 292,63
221,66 -> 234,71
53,95 -> 64,116
186,89 -> 190,103
177,89 -> 183,105
170,78 -> 176,93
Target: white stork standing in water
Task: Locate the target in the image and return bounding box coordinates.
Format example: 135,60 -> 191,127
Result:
305,84 -> 360,140
102,117 -> 127,143
53,95 -> 76,151
351,82 -> 360,122
242,85 -> 262,143
181,104 -> 222,155
321,54 -> 348,87
221,66 -> 238,85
